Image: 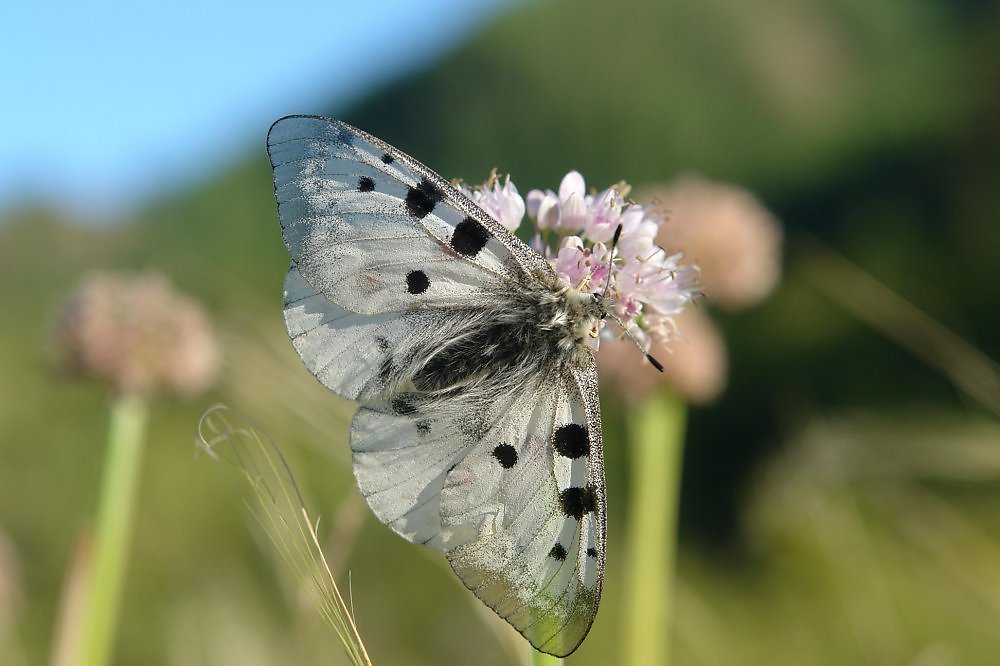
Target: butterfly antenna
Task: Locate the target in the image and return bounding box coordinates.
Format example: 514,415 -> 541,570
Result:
606,310 -> 665,373
601,223 -> 663,372
602,224 -> 623,299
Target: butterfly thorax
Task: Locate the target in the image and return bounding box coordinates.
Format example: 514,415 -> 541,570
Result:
532,278 -> 608,354
402,273 -> 606,395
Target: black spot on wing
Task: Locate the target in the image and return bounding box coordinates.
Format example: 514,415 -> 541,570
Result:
450,217 -> 491,257
405,177 -> 443,219
391,394 -> 417,416
375,337 -> 390,353
358,176 -> 375,192
560,486 -> 597,520
381,153 -> 394,164
492,443 -> 518,468
549,543 -> 568,561
554,424 -> 590,459
406,269 -> 430,294
416,420 -> 432,435
586,547 -> 598,558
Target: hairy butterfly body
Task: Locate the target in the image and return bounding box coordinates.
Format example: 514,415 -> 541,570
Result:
268,115 -> 606,656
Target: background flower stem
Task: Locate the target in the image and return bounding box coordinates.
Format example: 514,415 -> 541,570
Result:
623,390 -> 686,666
77,393 -> 149,666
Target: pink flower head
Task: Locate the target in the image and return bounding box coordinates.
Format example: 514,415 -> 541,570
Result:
54,271 -> 218,396
485,170 -> 700,353
583,187 -> 624,243
527,171 -> 589,231
554,236 -> 612,292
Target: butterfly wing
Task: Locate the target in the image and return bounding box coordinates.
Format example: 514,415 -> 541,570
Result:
269,114 -> 550,313
269,115 -> 604,657
348,358 -> 605,656
271,114 -> 551,401
439,356 -> 605,657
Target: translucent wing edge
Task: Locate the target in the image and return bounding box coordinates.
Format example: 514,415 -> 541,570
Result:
541,354 -> 606,656
571,352 -> 607,609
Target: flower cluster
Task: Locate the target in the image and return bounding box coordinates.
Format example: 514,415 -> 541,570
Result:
464,171 -> 700,351
54,271 -> 219,396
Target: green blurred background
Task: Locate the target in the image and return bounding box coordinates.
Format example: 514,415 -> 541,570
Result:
2,0 -> 998,663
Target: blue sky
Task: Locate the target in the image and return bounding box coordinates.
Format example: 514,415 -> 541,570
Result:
2,1 -> 510,220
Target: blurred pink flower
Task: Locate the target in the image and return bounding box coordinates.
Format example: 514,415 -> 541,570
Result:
598,307 -> 727,405
54,271 -> 219,396
649,175 -> 783,311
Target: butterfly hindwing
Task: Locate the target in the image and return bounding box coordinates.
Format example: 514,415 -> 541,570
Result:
348,359 -> 605,656
350,393 -> 479,551
440,355 -> 605,657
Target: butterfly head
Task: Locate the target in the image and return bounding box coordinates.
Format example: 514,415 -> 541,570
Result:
589,291 -> 611,322
551,285 -> 609,348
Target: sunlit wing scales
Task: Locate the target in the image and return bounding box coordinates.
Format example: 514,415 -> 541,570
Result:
268,115 -> 607,656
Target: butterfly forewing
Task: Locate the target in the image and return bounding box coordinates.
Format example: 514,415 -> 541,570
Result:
284,267 -> 438,402
269,116 -> 548,311
269,115 -> 606,657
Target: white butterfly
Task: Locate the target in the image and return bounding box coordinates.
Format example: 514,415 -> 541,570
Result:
268,115 -> 607,657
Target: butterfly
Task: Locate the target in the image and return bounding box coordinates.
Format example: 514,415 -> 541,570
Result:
268,115 -> 607,657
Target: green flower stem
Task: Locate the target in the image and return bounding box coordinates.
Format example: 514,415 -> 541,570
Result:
531,651 -> 563,666
623,390 -> 687,666
78,393 -> 149,666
